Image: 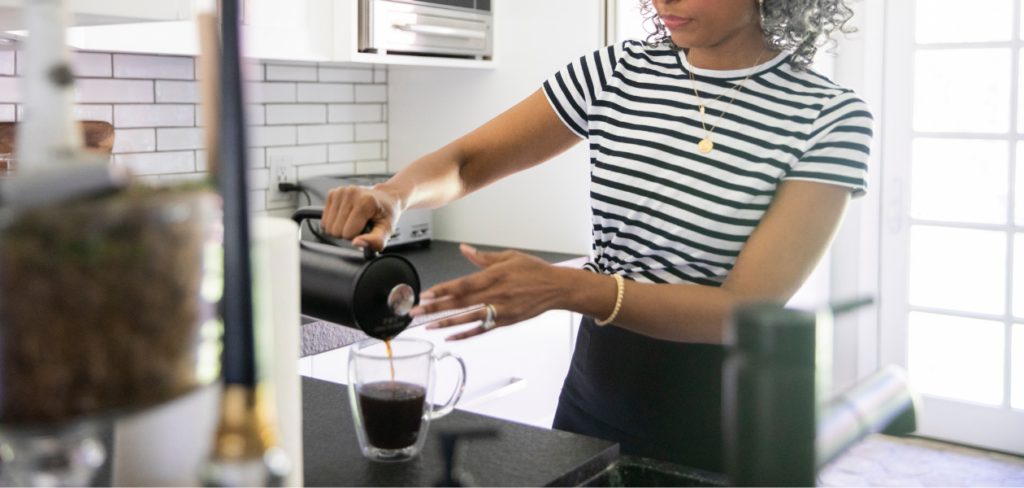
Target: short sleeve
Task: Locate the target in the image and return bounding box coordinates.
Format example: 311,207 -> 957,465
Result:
784,91 -> 874,198
542,45 -> 620,140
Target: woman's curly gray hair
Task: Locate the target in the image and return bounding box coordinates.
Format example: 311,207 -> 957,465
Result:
637,0 -> 856,71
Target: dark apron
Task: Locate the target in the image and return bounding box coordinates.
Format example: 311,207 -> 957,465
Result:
553,316 -> 726,473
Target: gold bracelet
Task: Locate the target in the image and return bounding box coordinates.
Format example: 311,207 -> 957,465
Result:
596,274 -> 624,326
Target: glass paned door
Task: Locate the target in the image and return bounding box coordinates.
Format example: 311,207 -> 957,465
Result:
881,0 -> 1024,454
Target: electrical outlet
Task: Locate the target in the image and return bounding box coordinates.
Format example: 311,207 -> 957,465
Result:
268,155 -> 296,203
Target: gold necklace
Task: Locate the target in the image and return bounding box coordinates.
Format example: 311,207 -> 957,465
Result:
687,49 -> 767,154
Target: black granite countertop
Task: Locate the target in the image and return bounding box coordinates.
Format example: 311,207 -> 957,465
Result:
302,376 -> 618,487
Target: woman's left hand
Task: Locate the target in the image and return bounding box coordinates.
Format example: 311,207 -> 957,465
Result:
410,244 -> 566,341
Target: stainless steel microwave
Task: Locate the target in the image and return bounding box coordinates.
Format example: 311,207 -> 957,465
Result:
359,0 -> 493,59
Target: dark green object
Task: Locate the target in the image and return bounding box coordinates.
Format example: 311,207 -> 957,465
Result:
722,299 -> 917,487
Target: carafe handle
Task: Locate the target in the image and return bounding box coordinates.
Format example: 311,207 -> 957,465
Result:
430,351 -> 467,420
291,205 -> 378,261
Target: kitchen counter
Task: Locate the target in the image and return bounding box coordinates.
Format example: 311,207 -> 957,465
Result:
382,240 -> 584,290
300,240 -> 584,357
302,376 -> 618,486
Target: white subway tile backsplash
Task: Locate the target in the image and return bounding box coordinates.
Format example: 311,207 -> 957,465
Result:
356,160 -> 388,174
297,124 -> 354,145
355,123 -> 387,141
249,125 -> 296,147
0,77 -> 19,103
112,129 -> 156,153
160,172 -> 208,183
76,79 -> 154,103
2,55 -> 388,216
73,52 -> 112,78
246,104 -> 266,126
73,105 -> 114,123
249,168 -> 270,190
114,54 -> 193,80
114,150 -> 195,175
382,104 -> 388,122
329,142 -> 380,162
195,150 -> 207,171
297,162 -> 355,179
297,83 -> 354,103
0,52 -> 16,76
156,81 -> 199,103
250,190 -> 267,211
267,145 -> 328,166
318,67 -> 372,83
243,62 -> 264,82
249,147 -> 266,168
157,127 -> 205,151
245,82 -> 296,104
328,104 -> 381,123
266,64 -> 317,82
266,104 -> 326,125
355,85 -> 387,103
114,105 -> 195,128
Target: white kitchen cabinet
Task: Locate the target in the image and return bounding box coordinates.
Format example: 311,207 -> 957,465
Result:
0,0 -> 196,32
305,309 -> 579,429
52,0 -> 333,61
3,0 -> 496,66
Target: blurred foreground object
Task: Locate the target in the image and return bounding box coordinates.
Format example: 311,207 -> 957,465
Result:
0,185 -> 223,485
198,0 -> 290,483
723,299 -> 919,487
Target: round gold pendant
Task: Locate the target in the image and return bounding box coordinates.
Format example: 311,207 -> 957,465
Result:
698,138 -> 714,154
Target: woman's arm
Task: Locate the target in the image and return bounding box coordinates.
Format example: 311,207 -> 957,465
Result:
558,179 -> 851,343
413,179 -> 851,344
320,89 -> 581,249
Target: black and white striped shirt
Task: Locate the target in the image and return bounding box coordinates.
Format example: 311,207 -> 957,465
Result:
543,41 -> 873,286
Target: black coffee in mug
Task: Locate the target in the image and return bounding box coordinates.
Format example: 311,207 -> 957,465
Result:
358,381 -> 427,449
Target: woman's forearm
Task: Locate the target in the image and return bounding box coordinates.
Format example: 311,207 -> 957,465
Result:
376,90 -> 581,213
552,267 -> 758,345
376,144 -> 472,213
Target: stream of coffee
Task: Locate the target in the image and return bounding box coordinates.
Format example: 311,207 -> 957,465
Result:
385,340 -> 396,397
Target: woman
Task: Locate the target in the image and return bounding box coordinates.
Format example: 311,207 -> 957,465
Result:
321,0 -> 869,472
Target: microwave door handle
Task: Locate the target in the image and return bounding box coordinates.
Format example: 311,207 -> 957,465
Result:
394,24 -> 487,40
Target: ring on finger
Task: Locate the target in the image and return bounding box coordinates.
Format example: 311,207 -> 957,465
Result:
483,304 -> 498,331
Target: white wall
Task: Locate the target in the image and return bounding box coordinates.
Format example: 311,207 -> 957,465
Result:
830,0 -> 886,391
387,0 -> 599,255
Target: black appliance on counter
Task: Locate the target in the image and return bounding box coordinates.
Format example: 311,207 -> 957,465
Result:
292,206 -> 421,341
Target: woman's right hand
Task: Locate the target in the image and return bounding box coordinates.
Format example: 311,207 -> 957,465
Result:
320,185 -> 402,252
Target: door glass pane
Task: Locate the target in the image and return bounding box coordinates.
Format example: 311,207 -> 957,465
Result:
909,312 -> 1005,406
912,138 -> 1007,224
1014,324 -> 1024,409
910,226 -> 1006,315
917,0 -> 1012,44
915,49 -> 1011,134
1013,235 -> 1024,317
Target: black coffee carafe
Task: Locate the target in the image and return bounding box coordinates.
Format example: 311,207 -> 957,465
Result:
292,207 -> 421,341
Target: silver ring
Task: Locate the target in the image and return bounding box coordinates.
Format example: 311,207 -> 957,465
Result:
482,304 -> 498,331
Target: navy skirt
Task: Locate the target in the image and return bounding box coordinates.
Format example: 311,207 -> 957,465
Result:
552,316 -> 726,473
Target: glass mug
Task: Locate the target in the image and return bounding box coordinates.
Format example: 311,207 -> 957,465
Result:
347,338 -> 466,461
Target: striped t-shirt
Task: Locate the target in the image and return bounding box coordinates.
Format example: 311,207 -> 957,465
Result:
543,41 -> 873,286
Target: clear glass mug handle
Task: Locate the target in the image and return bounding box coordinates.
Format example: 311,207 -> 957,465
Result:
430,351 -> 467,420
